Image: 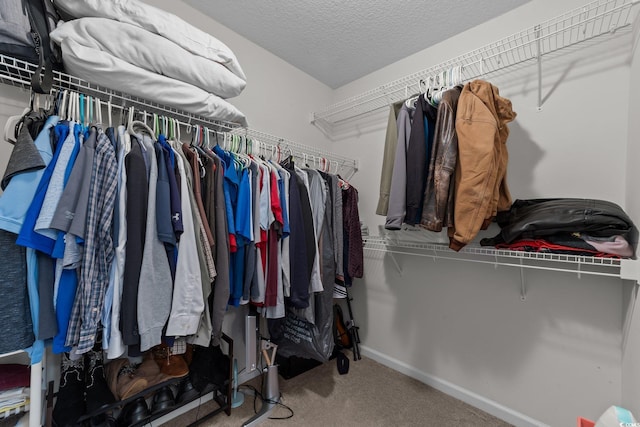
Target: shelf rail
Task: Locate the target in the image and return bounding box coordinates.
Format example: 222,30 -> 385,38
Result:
229,128 -> 359,179
363,235 -> 623,279
312,0 -> 638,138
0,53 -> 359,177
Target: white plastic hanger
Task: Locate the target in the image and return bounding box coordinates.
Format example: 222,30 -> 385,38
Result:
107,97 -> 112,127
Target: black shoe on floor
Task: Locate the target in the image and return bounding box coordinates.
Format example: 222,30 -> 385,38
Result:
117,397 -> 150,427
151,386 -> 175,414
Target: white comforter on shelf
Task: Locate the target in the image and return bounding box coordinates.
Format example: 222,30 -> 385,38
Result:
58,37 -> 247,126
50,18 -> 246,99
53,0 -> 247,82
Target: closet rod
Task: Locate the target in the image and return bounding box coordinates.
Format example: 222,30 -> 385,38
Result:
0,53 -> 359,177
131,111 -> 358,177
311,0 -> 638,138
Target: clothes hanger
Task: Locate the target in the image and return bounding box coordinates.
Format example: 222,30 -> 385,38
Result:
152,113 -> 159,138
127,105 -> 135,126
58,90 -> 67,121
79,94 -> 85,127
96,97 -> 103,126
70,91 -> 77,123
90,96 -> 95,125
65,91 -> 72,122
107,97 -> 112,128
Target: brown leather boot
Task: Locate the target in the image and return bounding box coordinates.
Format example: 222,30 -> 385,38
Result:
135,353 -> 170,388
104,358 -> 148,400
151,344 -> 189,378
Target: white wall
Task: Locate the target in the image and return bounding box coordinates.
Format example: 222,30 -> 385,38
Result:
622,15 -> 640,419
331,1 -> 636,426
0,1 -> 637,426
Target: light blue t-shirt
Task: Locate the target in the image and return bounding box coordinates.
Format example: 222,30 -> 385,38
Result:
0,116 -> 59,234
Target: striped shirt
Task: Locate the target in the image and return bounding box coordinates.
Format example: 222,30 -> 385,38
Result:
66,130 -> 118,353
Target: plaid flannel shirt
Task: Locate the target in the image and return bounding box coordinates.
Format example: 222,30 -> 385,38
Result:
66,130 -> 118,353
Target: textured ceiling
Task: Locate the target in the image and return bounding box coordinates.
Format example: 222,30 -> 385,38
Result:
185,0 -> 530,89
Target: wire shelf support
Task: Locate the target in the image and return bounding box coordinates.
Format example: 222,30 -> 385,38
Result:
312,0 -> 639,139
0,53 -> 359,177
363,235 -> 625,280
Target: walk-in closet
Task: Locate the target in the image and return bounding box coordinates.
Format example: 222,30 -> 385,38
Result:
1,0 -> 639,426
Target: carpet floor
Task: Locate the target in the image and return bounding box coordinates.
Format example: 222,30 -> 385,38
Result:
168,352 -> 513,427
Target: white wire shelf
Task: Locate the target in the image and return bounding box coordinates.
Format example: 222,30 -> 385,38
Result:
312,0 -> 638,139
0,53 -> 358,177
363,235 -> 626,279
0,53 -> 239,131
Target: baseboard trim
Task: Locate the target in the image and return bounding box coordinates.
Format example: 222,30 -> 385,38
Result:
359,345 -> 549,427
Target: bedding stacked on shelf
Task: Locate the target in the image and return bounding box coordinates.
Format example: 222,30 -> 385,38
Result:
479,198 -> 635,258
0,365 -> 30,420
50,0 -> 248,125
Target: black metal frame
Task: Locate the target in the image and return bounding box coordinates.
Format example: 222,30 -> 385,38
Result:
45,333 -> 234,427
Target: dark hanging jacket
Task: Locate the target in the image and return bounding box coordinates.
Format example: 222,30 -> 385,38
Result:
121,137 -> 148,354
405,94 -> 437,225
420,85 -> 463,231
286,170 -> 311,309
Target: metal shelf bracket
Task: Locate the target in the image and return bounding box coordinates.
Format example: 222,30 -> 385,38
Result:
520,258 -> 527,301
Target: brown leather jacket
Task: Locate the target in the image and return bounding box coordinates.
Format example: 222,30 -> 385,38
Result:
420,85 -> 462,231
449,80 -> 516,251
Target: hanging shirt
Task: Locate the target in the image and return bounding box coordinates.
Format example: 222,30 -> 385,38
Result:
342,184 -> 364,284
285,167 -> 311,309
210,153 -> 231,347
65,129 -> 118,354
34,122 -> 77,240
0,115 -> 59,234
386,102 -> 415,230
276,166 -> 291,298
16,125 -> 77,254
50,124 -> 83,260
105,126 -> 129,359
264,164 -> 283,308
166,146 -> 205,338
0,111 -> 52,357
49,126 -> 95,241
135,133 -> 173,352
243,160 -> 259,302
297,167 -> 322,294
120,137 -> 148,354
230,165 -> 251,306
158,134 -> 183,241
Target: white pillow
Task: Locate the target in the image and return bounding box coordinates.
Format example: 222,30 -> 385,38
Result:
60,37 -> 247,126
51,18 -> 246,99
53,0 -> 246,81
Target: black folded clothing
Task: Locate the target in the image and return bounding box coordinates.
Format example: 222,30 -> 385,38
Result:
492,198 -> 634,244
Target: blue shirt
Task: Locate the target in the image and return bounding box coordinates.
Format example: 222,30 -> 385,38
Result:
51,124 -> 82,259
0,116 -> 59,234
278,170 -> 290,237
16,123 -> 71,254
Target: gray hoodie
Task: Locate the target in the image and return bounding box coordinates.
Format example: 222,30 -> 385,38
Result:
132,123 -> 173,352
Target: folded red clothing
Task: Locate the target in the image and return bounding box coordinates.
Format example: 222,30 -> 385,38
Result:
0,364 -> 30,392
495,239 -> 619,258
